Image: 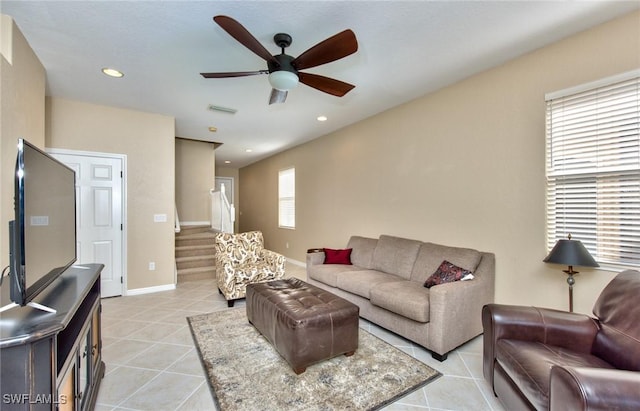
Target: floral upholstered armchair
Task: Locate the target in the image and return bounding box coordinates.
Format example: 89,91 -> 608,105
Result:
214,231 -> 286,307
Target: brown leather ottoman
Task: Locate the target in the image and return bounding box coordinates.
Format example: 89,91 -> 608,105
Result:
246,278 -> 359,374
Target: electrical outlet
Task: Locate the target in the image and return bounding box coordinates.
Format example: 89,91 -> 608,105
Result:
148,262 -> 156,271
286,242 -> 289,249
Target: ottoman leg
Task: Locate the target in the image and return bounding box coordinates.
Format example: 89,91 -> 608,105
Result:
293,366 -> 307,375
344,351 -> 355,357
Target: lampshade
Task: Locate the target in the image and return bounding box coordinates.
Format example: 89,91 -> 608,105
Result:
543,236 -> 599,268
269,70 -> 299,91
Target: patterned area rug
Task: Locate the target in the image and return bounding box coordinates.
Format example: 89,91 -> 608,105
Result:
188,308 -> 441,411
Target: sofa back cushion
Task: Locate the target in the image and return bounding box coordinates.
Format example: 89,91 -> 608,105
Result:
591,270 -> 640,371
410,242 -> 482,284
346,236 -> 378,268
371,235 -> 422,279
215,231 -> 264,265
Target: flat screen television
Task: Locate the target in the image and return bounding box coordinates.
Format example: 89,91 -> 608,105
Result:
2,138 -> 77,313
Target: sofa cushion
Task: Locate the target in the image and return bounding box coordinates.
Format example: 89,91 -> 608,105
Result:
371,235 -> 422,279
215,231 -> 264,265
496,339 -> 615,411
370,281 -> 431,323
232,261 -> 282,285
336,270 -> 399,299
323,248 -> 352,265
346,236 -> 378,269
308,264 -> 364,288
410,242 -> 482,284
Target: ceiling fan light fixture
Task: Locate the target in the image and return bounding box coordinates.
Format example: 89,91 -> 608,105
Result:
269,70 -> 299,91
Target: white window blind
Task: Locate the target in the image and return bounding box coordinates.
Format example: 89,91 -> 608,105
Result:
545,71 -> 640,268
278,167 -> 295,229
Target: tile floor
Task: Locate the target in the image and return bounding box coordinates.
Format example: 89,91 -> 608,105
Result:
95,263 -> 506,411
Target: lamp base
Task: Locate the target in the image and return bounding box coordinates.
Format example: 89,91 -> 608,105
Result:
563,266 -> 579,312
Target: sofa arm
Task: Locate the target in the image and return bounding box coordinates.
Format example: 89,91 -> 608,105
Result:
260,249 -> 286,278
306,250 -> 325,267
550,366 -> 640,411
214,254 -> 237,293
482,304 -> 599,387
428,253 -> 495,358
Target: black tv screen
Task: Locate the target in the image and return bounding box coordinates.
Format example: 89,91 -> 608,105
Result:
9,138 -> 77,307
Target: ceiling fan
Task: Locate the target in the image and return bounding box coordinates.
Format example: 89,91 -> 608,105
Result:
200,15 -> 358,104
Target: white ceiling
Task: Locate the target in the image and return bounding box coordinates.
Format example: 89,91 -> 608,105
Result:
2,1 -> 638,168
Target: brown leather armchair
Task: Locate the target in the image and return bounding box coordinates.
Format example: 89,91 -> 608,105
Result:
482,270 -> 640,411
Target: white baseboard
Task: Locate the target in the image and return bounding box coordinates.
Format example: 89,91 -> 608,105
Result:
287,258 -> 305,267
181,221 -> 210,226
126,283 -> 176,296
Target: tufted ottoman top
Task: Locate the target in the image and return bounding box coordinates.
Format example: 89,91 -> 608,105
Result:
246,278 -> 359,374
253,278 -> 356,322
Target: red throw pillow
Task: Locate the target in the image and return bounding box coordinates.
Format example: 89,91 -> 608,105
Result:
424,260 -> 473,288
323,248 -> 353,265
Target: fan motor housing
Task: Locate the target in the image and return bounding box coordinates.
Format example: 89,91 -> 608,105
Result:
268,54 -> 298,75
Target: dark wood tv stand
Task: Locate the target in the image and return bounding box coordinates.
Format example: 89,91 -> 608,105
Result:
0,264 -> 104,410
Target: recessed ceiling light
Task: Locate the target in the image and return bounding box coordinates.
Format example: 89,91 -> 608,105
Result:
317,115 -> 328,122
224,160 -> 231,164
101,67 -> 124,78
208,126 -> 218,132
245,149 -> 253,153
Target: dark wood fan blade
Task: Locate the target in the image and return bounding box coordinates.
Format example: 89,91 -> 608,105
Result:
269,89 -> 288,105
298,72 -> 355,97
292,29 -> 357,70
213,16 -> 277,64
200,70 -> 267,78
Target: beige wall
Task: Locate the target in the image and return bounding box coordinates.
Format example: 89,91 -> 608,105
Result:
45,97 -> 176,291
175,138 -> 216,224
240,11 -> 640,314
0,15 -> 45,272
215,166 -> 240,232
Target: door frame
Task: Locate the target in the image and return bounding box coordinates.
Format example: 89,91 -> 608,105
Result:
215,176 -> 234,204
47,147 -> 128,297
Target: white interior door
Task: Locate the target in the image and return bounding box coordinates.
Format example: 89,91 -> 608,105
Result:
50,151 -> 125,297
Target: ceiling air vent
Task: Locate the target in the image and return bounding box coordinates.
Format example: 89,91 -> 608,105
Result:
208,104 -> 237,114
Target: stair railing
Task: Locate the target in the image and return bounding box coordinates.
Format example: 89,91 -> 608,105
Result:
210,184 -> 235,233
175,204 -> 181,233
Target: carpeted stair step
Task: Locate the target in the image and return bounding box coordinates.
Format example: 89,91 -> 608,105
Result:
175,225 -> 217,282
178,225 -> 214,235
175,244 -> 216,259
177,266 -> 216,282
176,255 -> 216,270
175,234 -> 215,248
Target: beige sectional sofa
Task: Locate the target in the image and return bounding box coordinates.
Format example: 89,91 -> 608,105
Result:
306,235 -> 495,361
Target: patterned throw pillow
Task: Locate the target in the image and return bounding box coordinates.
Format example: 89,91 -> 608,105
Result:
424,260 -> 474,288
323,248 -> 353,265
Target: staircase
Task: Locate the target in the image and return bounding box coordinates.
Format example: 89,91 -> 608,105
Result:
175,225 -> 217,282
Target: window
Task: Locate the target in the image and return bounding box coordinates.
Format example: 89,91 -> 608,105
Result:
278,167 -> 295,229
545,70 -> 640,268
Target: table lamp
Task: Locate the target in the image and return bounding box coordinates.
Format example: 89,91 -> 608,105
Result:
543,234 -> 599,312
